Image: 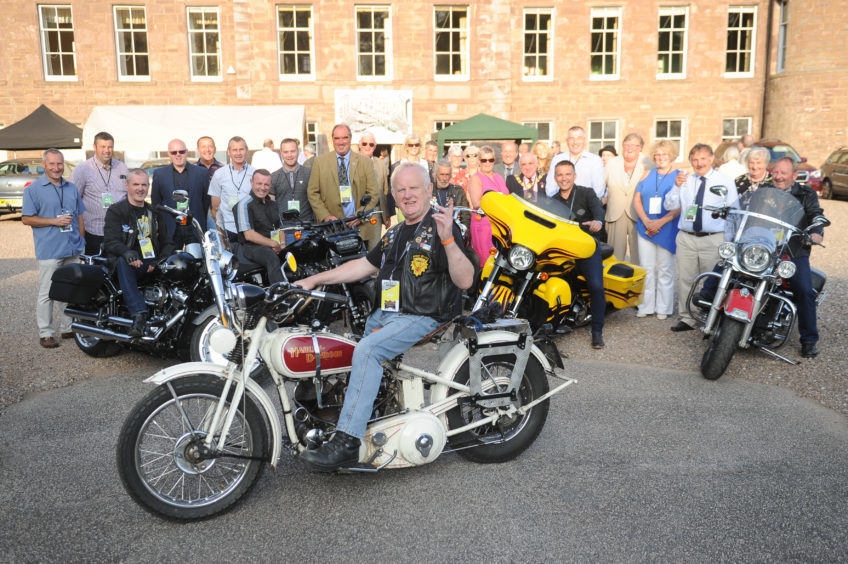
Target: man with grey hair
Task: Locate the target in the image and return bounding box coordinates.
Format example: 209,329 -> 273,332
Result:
718,145 -> 747,181
494,141 -> 519,179
434,158 -> 470,232
209,136 -> 256,244
251,138 -> 282,173
359,131 -> 391,245
546,126 -> 605,199
22,148 -> 86,348
296,162 -> 473,471
506,152 -> 546,202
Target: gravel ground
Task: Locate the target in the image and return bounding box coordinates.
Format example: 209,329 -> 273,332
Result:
1,199 -> 846,416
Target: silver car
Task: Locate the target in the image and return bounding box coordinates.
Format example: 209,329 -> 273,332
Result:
0,158 -> 76,215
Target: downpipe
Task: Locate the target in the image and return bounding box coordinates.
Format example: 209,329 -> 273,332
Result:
71,310 -> 186,343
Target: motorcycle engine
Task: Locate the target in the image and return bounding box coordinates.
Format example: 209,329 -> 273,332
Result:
142,284 -> 168,307
364,412 -> 447,467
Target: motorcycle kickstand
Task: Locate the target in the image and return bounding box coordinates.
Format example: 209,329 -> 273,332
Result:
756,345 -> 801,366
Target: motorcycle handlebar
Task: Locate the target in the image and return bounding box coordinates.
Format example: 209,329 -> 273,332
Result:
266,282 -> 348,305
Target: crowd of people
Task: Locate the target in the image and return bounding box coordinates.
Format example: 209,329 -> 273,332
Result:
21,124 -> 824,362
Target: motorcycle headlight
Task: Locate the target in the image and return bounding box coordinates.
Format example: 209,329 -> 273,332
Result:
718,242 -> 736,260
234,283 -> 266,310
776,260 -> 797,279
740,244 -> 771,272
219,250 -> 238,279
508,245 -> 535,270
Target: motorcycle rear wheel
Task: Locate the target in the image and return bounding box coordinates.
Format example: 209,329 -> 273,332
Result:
444,354 -> 550,463
701,316 -> 745,380
117,375 -> 268,520
74,331 -> 122,358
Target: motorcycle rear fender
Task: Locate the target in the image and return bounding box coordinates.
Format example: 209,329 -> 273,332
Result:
144,362 -> 283,469
722,289 -> 755,322
428,330 -> 559,408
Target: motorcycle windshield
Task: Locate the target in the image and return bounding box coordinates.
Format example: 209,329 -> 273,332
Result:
730,186 -> 805,249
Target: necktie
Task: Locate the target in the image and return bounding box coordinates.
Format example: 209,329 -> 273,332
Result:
693,176 -> 707,233
338,156 -> 348,186
506,165 -> 512,177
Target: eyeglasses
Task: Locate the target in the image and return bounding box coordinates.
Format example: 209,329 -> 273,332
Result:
480,158 -> 495,163
407,143 -> 420,148
169,150 -> 187,155
360,142 -> 376,147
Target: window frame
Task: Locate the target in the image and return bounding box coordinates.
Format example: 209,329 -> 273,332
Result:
776,1 -> 788,73
38,4 -> 78,82
522,121 -> 553,145
305,121 -> 318,152
433,5 -> 470,81
113,5 -> 150,82
277,5 -> 316,81
587,119 -> 620,155
654,118 -> 686,162
656,6 -> 688,80
522,7 -> 554,82
724,5 -> 758,78
186,6 -> 222,82
589,6 -> 621,81
721,117 -> 752,142
355,5 -> 392,81
434,120 -> 457,132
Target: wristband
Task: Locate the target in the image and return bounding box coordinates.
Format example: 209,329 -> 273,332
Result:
441,236 -> 455,247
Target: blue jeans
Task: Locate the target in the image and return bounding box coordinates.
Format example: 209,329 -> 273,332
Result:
335,310 -> 441,439
115,257 -> 154,316
575,244 -> 605,334
788,256 -> 818,345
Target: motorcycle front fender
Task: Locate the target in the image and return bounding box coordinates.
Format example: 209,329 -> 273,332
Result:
144,362 -> 283,469
722,289 -> 755,322
190,304 -> 219,325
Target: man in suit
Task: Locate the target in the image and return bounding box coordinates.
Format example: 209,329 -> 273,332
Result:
270,137 -> 313,226
151,138 -> 210,247
358,131 -> 390,247
307,124 -> 379,248
494,141 -> 519,180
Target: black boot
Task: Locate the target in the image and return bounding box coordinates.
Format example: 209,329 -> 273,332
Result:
129,312 -> 148,337
801,342 -> 819,358
591,332 -> 605,349
300,431 -> 361,471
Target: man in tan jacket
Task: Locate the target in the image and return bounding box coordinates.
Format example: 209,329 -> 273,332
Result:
307,124 -> 380,248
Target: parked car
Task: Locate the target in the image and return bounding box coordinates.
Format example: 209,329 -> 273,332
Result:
0,158 -> 76,215
139,158 -> 170,179
714,139 -> 821,194
819,146 -> 848,200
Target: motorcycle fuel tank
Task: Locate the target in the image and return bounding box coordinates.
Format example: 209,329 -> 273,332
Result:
262,327 -> 355,378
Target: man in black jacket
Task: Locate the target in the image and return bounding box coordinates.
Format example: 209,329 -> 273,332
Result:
151,138 -> 210,247
772,157 -> 826,358
551,160 -> 607,349
103,169 -> 175,336
295,163 -> 474,471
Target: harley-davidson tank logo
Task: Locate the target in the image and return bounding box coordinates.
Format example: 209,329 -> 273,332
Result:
282,336 -> 354,373
410,254 -> 429,277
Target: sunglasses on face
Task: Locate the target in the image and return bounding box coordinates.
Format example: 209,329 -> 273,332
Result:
407,143 -> 420,148
480,158 -> 495,163
360,142 -> 376,147
169,150 -> 187,155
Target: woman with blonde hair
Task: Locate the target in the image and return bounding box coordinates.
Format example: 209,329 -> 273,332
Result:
467,145 -> 509,267
533,141 -> 552,175
632,139 -> 681,319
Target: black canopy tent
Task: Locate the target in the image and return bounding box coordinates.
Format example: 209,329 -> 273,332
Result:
433,113 -> 539,151
0,105 -> 82,150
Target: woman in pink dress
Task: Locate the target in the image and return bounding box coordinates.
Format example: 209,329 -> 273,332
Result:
468,145 -> 509,268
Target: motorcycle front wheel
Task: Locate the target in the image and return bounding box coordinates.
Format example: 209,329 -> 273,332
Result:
701,316 -> 745,380
117,375 -> 269,520
444,354 -> 550,463
190,316 -> 268,380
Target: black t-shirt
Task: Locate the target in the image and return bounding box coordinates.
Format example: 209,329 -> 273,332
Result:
234,193 -> 279,244
128,203 -> 151,253
366,217 -> 462,282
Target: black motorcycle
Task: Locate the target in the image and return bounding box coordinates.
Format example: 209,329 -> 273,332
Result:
49,195 -> 241,362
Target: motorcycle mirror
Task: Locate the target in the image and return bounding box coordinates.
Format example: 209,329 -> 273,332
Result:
173,189 -> 189,203
359,195 -> 372,206
709,185 -> 728,197
811,215 -> 830,229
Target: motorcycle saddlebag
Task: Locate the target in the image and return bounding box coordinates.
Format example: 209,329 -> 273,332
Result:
49,263 -> 106,304
602,259 -> 647,309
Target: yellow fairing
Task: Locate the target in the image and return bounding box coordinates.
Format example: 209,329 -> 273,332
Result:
532,277 -> 572,313
481,192 -> 597,260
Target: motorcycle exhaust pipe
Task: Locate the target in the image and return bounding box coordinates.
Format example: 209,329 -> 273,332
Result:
293,407 -> 309,423
71,322 -> 134,343
65,307 -> 133,328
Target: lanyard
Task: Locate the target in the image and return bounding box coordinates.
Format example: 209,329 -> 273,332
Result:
51,180 -> 66,209
96,161 -> 113,191
389,216 -> 427,281
228,164 -> 248,195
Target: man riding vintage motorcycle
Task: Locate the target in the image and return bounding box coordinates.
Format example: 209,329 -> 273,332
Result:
296,162 -> 474,471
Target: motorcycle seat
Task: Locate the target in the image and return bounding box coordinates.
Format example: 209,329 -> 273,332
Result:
599,243 -> 614,260
233,243 -> 263,273
811,267 -> 826,294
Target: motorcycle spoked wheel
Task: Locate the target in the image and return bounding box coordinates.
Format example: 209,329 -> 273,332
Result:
117,375 -> 269,520
444,354 -> 550,463
190,316 -> 269,380
74,331 -> 122,358
700,316 -> 745,381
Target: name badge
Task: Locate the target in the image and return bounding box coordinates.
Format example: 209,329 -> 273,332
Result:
139,237 -> 156,259
649,197 -> 662,215
684,204 -> 699,222
381,279 -> 400,312
340,185 -> 352,205
271,229 -> 281,244
101,193 -> 114,208
176,198 -> 189,212
287,200 -> 300,211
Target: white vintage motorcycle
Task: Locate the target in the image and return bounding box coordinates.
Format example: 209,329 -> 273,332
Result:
117,282 -> 575,520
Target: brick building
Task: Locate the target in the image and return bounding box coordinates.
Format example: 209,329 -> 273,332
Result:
0,0 -> 844,165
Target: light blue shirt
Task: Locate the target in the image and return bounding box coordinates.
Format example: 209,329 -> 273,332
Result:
22,175 -> 86,260
546,151 -> 606,199
665,169 -> 739,233
209,163 -> 256,233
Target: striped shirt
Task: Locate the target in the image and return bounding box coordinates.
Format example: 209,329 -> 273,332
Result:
69,157 -> 129,236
